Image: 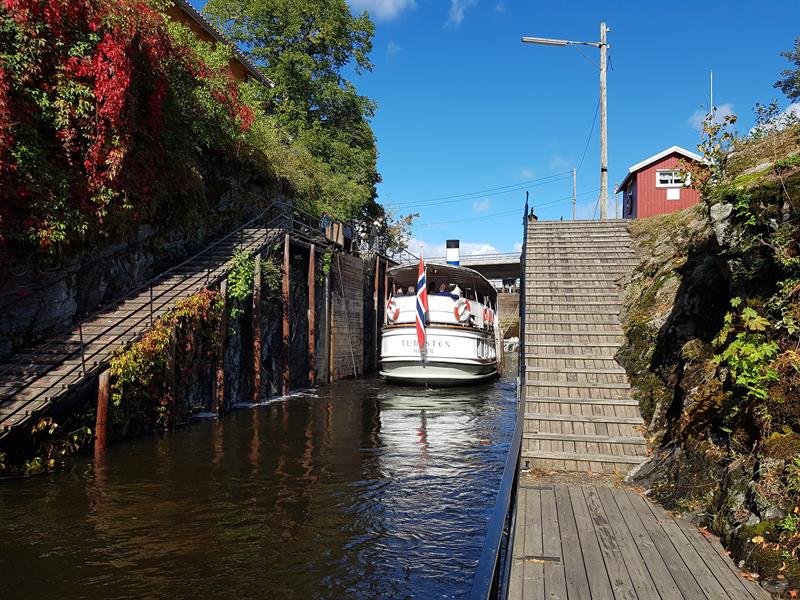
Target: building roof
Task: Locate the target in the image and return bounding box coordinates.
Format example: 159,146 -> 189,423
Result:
173,0 -> 275,89
616,145 -> 707,192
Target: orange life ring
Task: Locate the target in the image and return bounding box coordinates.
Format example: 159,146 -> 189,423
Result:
454,298 -> 471,322
386,298 -> 400,322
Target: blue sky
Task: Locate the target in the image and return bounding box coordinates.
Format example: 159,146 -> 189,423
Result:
196,0 -> 800,255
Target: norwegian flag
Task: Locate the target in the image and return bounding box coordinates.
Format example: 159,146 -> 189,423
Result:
416,254 -> 428,357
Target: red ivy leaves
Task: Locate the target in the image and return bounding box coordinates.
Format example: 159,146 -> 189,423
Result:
1,0 -> 257,250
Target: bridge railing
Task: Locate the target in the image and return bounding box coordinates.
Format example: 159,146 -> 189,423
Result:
396,252 -> 520,266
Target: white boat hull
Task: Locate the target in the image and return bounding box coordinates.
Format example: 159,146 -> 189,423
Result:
380,325 -> 498,385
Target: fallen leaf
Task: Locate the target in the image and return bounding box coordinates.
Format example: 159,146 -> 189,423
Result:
750,535 -> 765,544
788,590 -> 798,599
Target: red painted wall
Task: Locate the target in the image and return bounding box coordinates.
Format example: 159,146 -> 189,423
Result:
634,153 -> 701,218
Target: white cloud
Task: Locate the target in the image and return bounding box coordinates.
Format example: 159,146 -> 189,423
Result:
348,0 -> 416,21
521,167 -> 534,179
472,198 -> 491,211
548,155 -> 574,172
688,102 -> 736,131
749,103 -> 800,136
494,1 -> 505,11
463,242 -> 499,255
387,41 -> 403,55
446,0 -> 478,26
409,238 -> 498,258
513,242 -> 523,252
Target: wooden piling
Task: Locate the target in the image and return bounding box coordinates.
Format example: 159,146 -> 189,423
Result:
373,255 -> 380,371
282,234 -> 290,396
94,369 -> 109,455
308,244 -> 316,386
213,278 -> 227,415
252,253 -> 262,404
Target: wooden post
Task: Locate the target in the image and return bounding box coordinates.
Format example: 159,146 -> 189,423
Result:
252,254 -> 262,404
373,255 -> 380,372
308,244 -> 316,386
282,234 -> 290,395
94,370 -> 110,456
213,278 -> 228,415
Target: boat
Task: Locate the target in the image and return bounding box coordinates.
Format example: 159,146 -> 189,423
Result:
380,256 -> 500,385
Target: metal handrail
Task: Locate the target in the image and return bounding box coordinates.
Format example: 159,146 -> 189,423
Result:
0,208 -> 271,376
0,203 -> 337,420
467,203 -> 529,600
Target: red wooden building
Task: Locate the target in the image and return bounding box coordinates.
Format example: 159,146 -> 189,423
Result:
617,146 -> 706,219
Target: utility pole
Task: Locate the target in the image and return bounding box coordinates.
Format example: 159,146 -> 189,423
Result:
599,22 -> 608,220
572,168 -> 577,220
522,22 -> 610,220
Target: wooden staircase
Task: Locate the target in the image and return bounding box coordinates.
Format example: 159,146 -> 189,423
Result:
521,220 -> 647,474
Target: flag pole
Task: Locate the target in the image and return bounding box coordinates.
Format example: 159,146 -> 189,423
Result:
419,243 -> 427,365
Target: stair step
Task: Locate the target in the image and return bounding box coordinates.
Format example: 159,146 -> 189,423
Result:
525,396 -> 638,406
523,432 -> 647,445
525,341 -> 619,348
521,450 -> 646,465
526,352 -> 621,360
526,320 -> 623,327
525,366 -> 626,375
524,412 -> 643,425
525,380 -> 629,390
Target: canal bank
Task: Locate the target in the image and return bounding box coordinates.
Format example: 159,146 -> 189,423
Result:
0,373 -> 516,599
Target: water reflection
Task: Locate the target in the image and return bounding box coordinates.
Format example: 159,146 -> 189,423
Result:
0,375 -> 516,600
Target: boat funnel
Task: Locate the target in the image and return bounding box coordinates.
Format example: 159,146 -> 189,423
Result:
446,240 -> 460,266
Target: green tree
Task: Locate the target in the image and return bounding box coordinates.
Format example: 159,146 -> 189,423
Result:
775,36 -> 800,101
203,0 -> 380,213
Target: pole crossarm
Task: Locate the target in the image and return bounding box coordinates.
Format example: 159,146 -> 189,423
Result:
521,22 -> 609,220
521,36 -> 601,48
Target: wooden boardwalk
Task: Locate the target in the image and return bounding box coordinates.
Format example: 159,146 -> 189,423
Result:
522,220 -> 646,473
510,220 -> 768,599
0,224 -> 282,437
508,481 -> 769,600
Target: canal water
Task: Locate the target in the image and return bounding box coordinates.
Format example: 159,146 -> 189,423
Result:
0,371 -> 516,599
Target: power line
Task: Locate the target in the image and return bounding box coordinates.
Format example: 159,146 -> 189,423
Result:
391,171 -> 573,207
576,97 -> 600,172
416,188 -> 600,227
417,208 -> 520,227
396,174 -> 572,209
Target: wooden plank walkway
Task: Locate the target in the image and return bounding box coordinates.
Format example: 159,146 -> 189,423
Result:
0,225 -> 284,437
510,220 -> 768,599
508,481 -> 770,600
521,220 -> 647,474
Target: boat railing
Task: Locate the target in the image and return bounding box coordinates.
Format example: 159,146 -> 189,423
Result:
387,295 -> 496,329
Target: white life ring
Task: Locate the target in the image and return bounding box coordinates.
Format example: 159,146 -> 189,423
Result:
386,297 -> 400,323
454,298 -> 471,322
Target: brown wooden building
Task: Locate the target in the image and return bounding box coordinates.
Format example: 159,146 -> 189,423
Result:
166,0 -> 274,88
617,146 -> 706,219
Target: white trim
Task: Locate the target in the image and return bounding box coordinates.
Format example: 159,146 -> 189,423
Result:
628,145 -> 704,174
616,145 -> 706,193
655,169 -> 691,188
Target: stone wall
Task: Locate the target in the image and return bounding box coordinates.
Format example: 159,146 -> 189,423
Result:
0,161 -> 286,361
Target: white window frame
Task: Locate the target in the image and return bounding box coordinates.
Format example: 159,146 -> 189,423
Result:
655,169 -> 690,188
